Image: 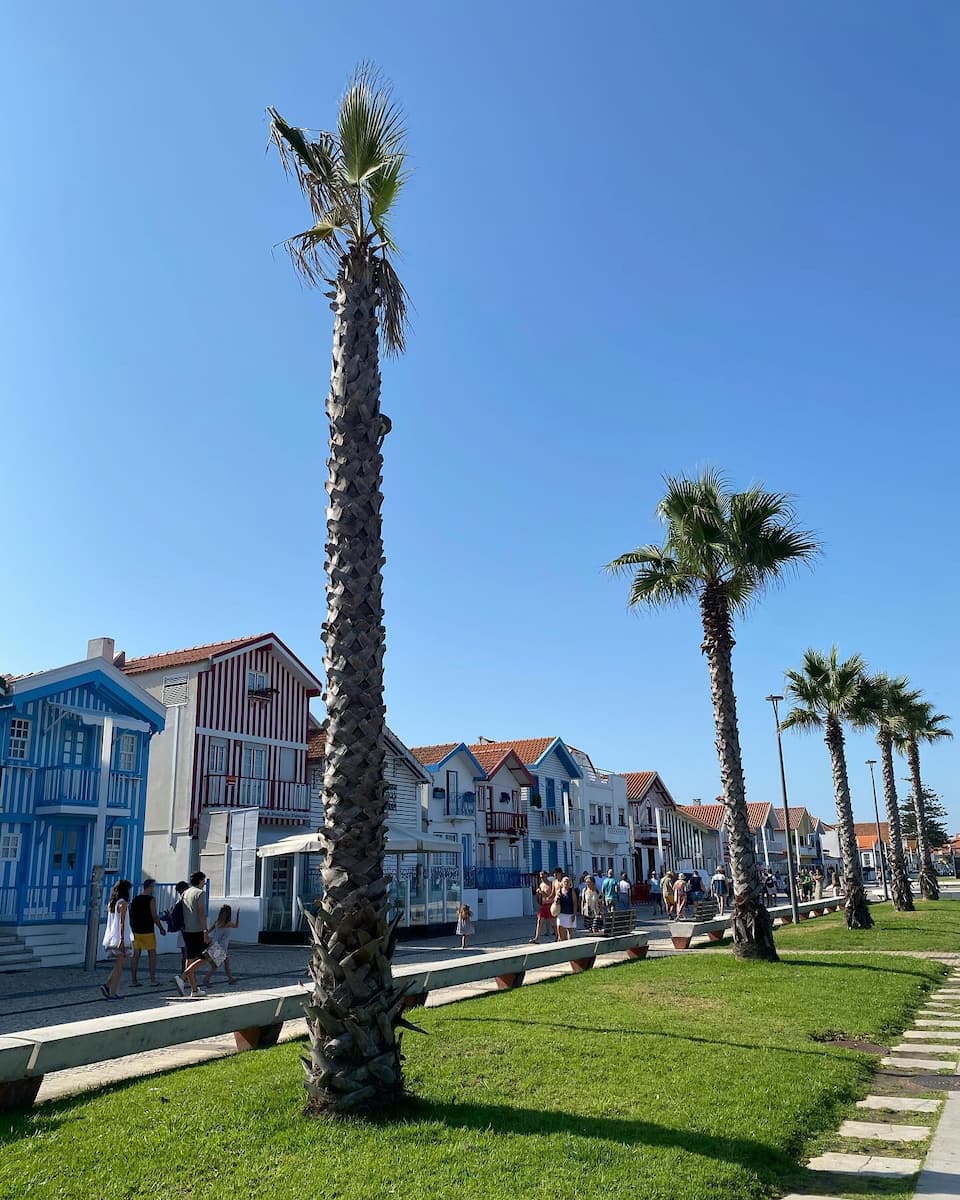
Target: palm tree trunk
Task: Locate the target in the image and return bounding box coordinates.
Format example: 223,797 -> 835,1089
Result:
878,728 -> 913,911
908,739 -> 940,901
304,248 -> 406,1116
824,717 -> 873,929
700,586 -> 777,961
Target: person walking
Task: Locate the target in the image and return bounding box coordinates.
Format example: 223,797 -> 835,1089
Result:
601,868 -> 618,909
617,872 -> 632,911
202,905 -> 240,986
129,879 -> 166,988
173,871 -> 209,999
100,879 -> 133,1000
674,873 -> 688,919
662,871 -> 676,919
531,871 -> 556,943
812,866 -> 825,900
556,876 -> 578,941
648,871 -> 663,915
455,903 -> 475,950
710,866 -> 729,916
580,874 -> 602,932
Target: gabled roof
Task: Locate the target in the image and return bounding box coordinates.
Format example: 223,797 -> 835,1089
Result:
1,658 -> 166,733
409,742 -> 487,778
771,805 -> 811,832
122,633 -> 322,695
468,744 -> 535,789
308,724 -> 431,784
680,803 -> 726,831
854,821 -> 890,842
467,737 -> 583,779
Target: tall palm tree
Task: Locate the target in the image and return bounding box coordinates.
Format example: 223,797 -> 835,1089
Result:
608,470 -> 819,961
894,699 -> 952,901
270,66 -> 412,1117
857,673 -> 917,912
782,648 -> 873,929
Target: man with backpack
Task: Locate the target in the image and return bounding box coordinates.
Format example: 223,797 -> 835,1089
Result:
173,871 -> 210,999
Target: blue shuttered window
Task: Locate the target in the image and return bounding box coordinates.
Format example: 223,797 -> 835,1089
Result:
545,778 -> 556,809
531,840 -> 542,871
547,842 -> 559,871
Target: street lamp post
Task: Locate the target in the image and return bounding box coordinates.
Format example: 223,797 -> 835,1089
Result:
866,759 -> 888,901
766,694 -> 800,924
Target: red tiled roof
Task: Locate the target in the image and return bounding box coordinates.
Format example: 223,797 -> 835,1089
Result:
468,745 -> 535,786
409,743 -> 460,768
307,729 -> 326,760
623,771 -> 657,801
467,738 -> 557,766
746,802 -> 773,830
681,803 -> 726,831
856,833 -> 880,851
122,635 -> 272,675
854,821 -> 890,840
771,805 -> 809,832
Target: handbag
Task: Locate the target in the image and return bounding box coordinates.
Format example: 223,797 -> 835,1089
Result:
205,940 -> 227,966
550,900 -> 561,917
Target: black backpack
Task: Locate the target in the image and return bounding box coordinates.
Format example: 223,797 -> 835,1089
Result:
166,899 -> 185,933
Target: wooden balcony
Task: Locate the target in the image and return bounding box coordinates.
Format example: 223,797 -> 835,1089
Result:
485,810 -> 528,836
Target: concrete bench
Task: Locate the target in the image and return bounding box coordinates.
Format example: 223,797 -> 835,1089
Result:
0,931 -> 648,1111
668,897 -> 846,948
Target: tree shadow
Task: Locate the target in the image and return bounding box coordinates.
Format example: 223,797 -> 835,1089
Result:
439,1014 -> 876,1060
396,1095 -> 797,1180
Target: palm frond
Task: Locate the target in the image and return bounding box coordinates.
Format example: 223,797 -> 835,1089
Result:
367,156 -> 407,249
605,545 -> 697,609
782,645 -> 868,725
338,62 -> 407,189
268,108 -> 345,221
779,705 -> 823,733
373,254 -> 410,356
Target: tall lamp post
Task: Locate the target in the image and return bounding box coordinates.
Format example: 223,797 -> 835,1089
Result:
865,759 -> 888,900
766,694 -> 800,924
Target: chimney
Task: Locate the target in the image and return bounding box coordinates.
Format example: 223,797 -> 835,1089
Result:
87,637 -> 116,662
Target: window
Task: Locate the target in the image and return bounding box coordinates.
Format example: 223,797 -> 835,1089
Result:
7,718 -> 31,760
162,673 -> 189,707
247,670 -> 268,693
104,827 -> 123,872
278,747 -> 297,782
117,733 -> 137,773
618,810 -> 627,827
62,726 -> 87,767
208,739 -> 227,775
0,832 -> 21,861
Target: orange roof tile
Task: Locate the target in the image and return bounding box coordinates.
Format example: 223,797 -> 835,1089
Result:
680,803 -> 726,830
770,805 -> 808,831
854,821 -> 890,840
623,771 -> 657,801
409,743 -> 460,768
468,745 -> 535,786
746,802 -> 774,830
467,738 -> 557,766
307,729 -> 326,760
122,635 -> 272,675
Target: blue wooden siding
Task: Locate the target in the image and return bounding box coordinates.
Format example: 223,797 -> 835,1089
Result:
0,679 -> 158,923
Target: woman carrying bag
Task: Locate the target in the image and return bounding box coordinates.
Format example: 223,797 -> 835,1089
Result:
100,879 -> 133,1000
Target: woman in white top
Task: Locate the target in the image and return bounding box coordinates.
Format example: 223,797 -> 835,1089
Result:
100,879 -> 133,1000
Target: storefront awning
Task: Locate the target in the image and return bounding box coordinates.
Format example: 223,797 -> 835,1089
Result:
257,824 -> 462,859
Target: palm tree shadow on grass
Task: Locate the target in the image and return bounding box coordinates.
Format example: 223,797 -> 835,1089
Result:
399,1096 -> 797,1179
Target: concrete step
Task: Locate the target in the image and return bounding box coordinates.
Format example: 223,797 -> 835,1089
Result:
857,1096 -> 941,1113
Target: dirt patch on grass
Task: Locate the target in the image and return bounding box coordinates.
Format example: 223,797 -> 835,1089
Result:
810,1031 -> 888,1053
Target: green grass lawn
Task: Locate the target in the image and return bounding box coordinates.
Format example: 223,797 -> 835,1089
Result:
0,954 -> 945,1200
773,899 -> 960,952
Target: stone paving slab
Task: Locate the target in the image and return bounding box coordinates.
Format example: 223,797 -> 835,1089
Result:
881,1055 -> 957,1070
806,1152 -> 920,1175
857,1095 -> 942,1113
916,1018 -> 960,1027
891,1043 -> 960,1055
915,1092 -> 960,1198
904,1030 -> 960,1040
838,1119 -> 929,1142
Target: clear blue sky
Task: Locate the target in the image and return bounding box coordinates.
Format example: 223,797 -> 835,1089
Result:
2,3 -> 956,830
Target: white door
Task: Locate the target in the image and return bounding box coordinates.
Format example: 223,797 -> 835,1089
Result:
241,744 -> 268,806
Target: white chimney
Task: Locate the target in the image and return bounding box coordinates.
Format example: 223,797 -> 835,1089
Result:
87,637 -> 116,662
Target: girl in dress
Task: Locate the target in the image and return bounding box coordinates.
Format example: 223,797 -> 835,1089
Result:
203,905 -> 240,986
456,903 -> 475,949
100,879 -> 133,1000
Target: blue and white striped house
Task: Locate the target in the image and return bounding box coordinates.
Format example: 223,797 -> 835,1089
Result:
0,638 -> 165,965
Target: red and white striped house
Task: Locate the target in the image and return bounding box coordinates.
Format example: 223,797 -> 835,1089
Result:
121,634 -> 322,890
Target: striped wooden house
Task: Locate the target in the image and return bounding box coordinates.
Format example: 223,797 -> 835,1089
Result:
0,638 -> 166,965
120,634 -> 322,894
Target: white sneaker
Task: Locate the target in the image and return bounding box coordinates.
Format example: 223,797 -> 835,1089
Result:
193,987 -> 208,997
173,975 -> 187,996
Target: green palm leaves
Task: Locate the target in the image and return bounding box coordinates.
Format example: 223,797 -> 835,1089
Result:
269,64 -> 410,353
608,469 -> 819,615
781,647 -> 870,734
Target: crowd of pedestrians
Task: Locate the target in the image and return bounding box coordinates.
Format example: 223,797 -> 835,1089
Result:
530,867 -> 634,942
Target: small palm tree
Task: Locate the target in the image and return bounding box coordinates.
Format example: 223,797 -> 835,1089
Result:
893,699 -> 952,901
782,648 -> 873,929
270,65 -> 411,1117
857,673 -> 918,912
608,470 -> 819,961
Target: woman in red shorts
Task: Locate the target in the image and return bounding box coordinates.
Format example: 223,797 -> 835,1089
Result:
530,871 -> 556,943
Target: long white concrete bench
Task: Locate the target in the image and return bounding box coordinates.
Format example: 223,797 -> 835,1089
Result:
668,897 -> 845,949
0,930 -> 648,1111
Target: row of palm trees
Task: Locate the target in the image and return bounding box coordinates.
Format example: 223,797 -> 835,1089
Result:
608,470 -> 951,960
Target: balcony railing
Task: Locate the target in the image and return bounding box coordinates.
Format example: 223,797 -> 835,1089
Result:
485,810 -> 528,836
464,866 -> 523,890
202,774 -> 310,814
441,792 -> 476,818
0,883 -> 90,925
34,767 -> 142,811
534,808 -> 584,830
